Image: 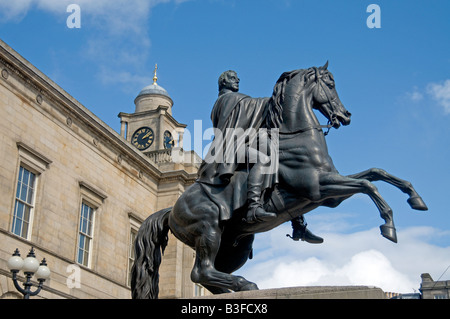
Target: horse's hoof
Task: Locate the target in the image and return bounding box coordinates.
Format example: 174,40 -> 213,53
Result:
407,196 -> 428,211
380,224 -> 397,243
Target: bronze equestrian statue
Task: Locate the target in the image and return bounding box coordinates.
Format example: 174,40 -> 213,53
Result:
131,62 -> 427,298
197,69 -> 322,242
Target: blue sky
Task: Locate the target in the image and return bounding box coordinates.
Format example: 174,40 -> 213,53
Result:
1,0 -> 449,293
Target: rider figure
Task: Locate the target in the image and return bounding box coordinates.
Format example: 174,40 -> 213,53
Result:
198,70 -> 323,243
219,71 -> 277,223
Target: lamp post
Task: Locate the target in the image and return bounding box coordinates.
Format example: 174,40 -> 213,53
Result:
7,247 -> 51,299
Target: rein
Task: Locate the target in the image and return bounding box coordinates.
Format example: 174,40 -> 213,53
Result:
279,121 -> 332,136
278,68 -> 336,137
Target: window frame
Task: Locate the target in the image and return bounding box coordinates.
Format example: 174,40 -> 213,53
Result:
76,181 -> 107,269
11,142 -> 52,240
76,201 -> 96,267
127,228 -> 137,287
127,212 -> 143,287
11,165 -> 38,239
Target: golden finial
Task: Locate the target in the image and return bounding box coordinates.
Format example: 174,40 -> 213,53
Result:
153,63 -> 158,85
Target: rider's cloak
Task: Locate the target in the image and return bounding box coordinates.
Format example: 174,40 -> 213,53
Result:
197,91 -> 277,221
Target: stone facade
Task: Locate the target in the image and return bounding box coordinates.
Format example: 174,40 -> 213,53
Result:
420,273 -> 450,299
0,39 -> 202,299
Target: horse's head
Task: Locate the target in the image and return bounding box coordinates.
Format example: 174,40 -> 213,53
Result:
311,62 -> 351,128
267,62 -> 351,130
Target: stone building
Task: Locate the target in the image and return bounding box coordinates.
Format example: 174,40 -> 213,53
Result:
420,273 -> 450,299
0,39 -> 203,298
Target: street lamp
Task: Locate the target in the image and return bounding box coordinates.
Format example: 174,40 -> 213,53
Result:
7,247 -> 51,299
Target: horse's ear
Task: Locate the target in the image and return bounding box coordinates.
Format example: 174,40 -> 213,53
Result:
323,60 -> 329,70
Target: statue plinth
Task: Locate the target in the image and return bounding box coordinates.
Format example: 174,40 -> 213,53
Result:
195,286 -> 386,299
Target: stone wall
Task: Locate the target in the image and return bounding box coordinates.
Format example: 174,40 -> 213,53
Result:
0,39 -> 198,299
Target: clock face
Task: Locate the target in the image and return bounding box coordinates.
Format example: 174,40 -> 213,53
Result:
131,127 -> 154,151
163,130 -> 175,149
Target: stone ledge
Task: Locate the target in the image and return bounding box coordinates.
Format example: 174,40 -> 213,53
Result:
195,286 -> 386,299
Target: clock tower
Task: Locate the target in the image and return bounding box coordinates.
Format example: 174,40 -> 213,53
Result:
118,65 -> 187,156
117,65 -> 201,298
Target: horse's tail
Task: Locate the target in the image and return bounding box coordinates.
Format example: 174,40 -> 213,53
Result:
131,207 -> 172,299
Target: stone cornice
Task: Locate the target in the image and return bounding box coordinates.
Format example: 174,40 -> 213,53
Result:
0,39 -> 163,180
159,169 -> 198,184
118,105 -> 187,129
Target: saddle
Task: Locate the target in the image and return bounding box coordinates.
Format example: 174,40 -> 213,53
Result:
197,169 -> 289,222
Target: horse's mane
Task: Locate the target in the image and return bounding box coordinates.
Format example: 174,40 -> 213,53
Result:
266,68 -> 316,129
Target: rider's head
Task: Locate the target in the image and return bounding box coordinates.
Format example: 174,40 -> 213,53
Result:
218,70 -> 240,94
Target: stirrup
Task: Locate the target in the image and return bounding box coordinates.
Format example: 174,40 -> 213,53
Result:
243,206 -> 276,224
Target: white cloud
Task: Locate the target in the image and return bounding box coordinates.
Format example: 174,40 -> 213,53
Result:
0,0 -> 33,22
1,0 -> 165,26
0,0 -> 191,25
406,86 -> 424,102
97,66 -> 152,94
427,79 -> 450,114
336,250 -> 415,292
404,80 -> 450,115
238,221 -> 450,294
0,0 -> 190,90
1,0 -> 167,38
251,250 -> 415,293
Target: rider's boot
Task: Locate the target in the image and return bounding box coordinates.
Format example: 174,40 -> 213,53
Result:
244,168 -> 277,224
289,216 -> 323,244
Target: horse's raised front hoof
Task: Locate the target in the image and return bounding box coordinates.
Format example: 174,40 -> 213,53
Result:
380,224 -> 397,243
407,196 -> 428,211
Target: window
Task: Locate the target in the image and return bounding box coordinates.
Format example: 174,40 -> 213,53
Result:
11,166 -> 37,238
76,181 -> 107,268
77,202 -> 95,267
127,229 -> 137,287
11,142 -> 51,240
127,212 -> 142,287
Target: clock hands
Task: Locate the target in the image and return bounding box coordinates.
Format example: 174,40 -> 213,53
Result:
142,131 -> 153,139
131,127 -> 154,151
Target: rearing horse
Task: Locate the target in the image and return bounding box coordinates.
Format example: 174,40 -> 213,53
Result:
131,63 -> 427,298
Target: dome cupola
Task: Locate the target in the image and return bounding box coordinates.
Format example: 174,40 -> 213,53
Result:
134,64 -> 173,114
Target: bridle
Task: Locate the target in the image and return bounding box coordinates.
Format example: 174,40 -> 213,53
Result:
278,122 -> 332,136
279,67 -> 335,136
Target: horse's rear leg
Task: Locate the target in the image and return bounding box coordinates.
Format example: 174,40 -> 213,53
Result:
190,223 -> 258,293
197,234 -> 255,295
347,168 -> 428,211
